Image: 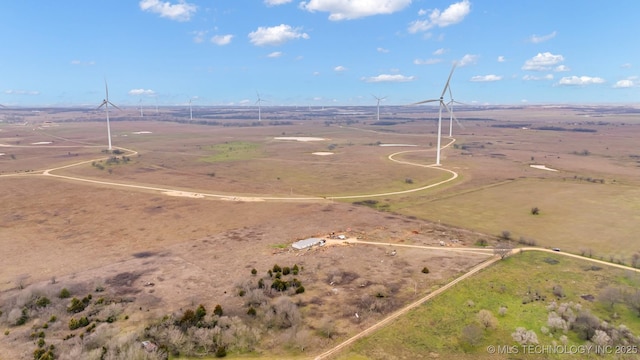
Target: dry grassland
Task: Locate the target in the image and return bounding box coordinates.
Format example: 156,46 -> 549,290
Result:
0,105 -> 638,358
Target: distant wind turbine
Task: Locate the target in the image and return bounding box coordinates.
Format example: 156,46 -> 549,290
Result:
97,80 -> 121,151
446,85 -> 465,137
139,98 -> 144,117
256,91 -> 267,121
412,63 -> 458,166
372,95 -> 386,122
188,98 -> 193,120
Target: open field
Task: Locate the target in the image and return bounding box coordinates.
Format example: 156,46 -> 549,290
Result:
339,250 -> 640,360
1,105 -> 639,358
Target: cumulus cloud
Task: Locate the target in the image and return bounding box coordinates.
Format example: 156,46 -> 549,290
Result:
522,52 -> 564,71
470,75 -> 502,82
264,0 -> 292,5
334,65 -> 347,72
554,64 -> 570,72
497,56 -> 506,62
458,54 -> 479,67
529,31 -> 557,43
267,51 -> 283,58
300,0 -> 411,21
248,24 -> 309,46
128,89 -> 156,96
211,34 -> 233,45
414,58 -> 442,65
613,77 -> 638,88
557,76 -> 605,86
522,74 -> 554,81
408,0 -> 471,33
362,74 -> 415,83
139,0 -> 197,22
377,47 -> 390,53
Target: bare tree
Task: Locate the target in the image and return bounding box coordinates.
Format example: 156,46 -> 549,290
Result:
493,242 -> 513,259
598,286 -> 621,310
477,309 -> 498,329
461,324 -> 483,346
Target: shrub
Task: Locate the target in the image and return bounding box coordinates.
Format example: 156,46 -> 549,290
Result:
251,268 -> 257,275
35,297 -> 51,308
68,317 -> 90,330
195,304 -> 207,321
59,288 -> 71,299
292,264 -> 299,275
531,207 -> 540,215
67,297 -> 89,313
295,285 -> 305,294
213,304 -> 223,316
282,267 -> 291,276
421,267 -> 430,274
247,307 -> 257,316
273,264 -> 282,273
215,345 -> 227,358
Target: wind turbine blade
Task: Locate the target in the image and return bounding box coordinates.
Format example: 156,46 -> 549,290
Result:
104,79 -> 109,101
440,62 -> 457,98
442,102 -> 464,129
97,100 -> 107,109
412,99 -> 439,105
108,101 -> 122,111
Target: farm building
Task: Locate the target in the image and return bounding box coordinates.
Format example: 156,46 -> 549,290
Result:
292,237 -> 325,250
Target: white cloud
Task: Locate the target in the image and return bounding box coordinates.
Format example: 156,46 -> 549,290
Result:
362,74 -> 415,83
529,31 -> 557,43
621,63 -> 632,69
264,0 -> 292,5
557,76 -> 605,86
248,24 -> 309,46
267,51 -> 283,58
433,48 -> 447,56
4,89 -> 40,95
497,56 -> 506,62
70,60 -> 95,66
522,52 -> 564,71
139,0 -> 197,22
193,30 -> 207,43
470,75 -> 502,82
414,58 -> 442,65
300,0 -> 411,21
554,65 -> 570,72
128,89 -> 156,96
334,65 -> 347,72
408,0 -> 471,33
613,77 -> 638,88
458,54 -> 478,67
522,74 -> 554,81
377,47 -> 390,53
211,34 -> 233,45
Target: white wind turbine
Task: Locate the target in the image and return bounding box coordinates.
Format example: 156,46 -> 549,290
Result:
372,94 -> 386,122
139,98 -> 144,117
97,80 -> 121,151
188,98 -> 193,120
413,63 -> 457,166
256,91 -> 266,121
446,84 -> 465,137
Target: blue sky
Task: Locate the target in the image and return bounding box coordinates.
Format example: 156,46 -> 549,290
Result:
1,0 -> 638,107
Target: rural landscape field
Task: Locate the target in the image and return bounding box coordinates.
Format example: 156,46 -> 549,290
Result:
1,104 -> 640,359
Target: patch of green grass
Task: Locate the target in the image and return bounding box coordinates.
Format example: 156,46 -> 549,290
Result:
201,141 -> 261,163
341,251 -> 640,360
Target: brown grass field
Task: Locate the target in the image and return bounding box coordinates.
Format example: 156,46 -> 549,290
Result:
0,105 -> 639,358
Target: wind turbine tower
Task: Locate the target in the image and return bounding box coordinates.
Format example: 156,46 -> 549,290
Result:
256,92 -> 266,121
139,98 -> 144,118
97,80 -> 121,151
413,63 -> 457,166
189,98 -> 193,120
372,95 -> 386,122
446,85 -> 465,137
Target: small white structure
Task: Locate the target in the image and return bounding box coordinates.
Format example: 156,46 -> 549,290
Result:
292,238 -> 325,250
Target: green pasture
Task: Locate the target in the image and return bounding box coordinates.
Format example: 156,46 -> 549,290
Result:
201,141 -> 262,162
340,251 -> 640,360
391,179 -> 640,259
